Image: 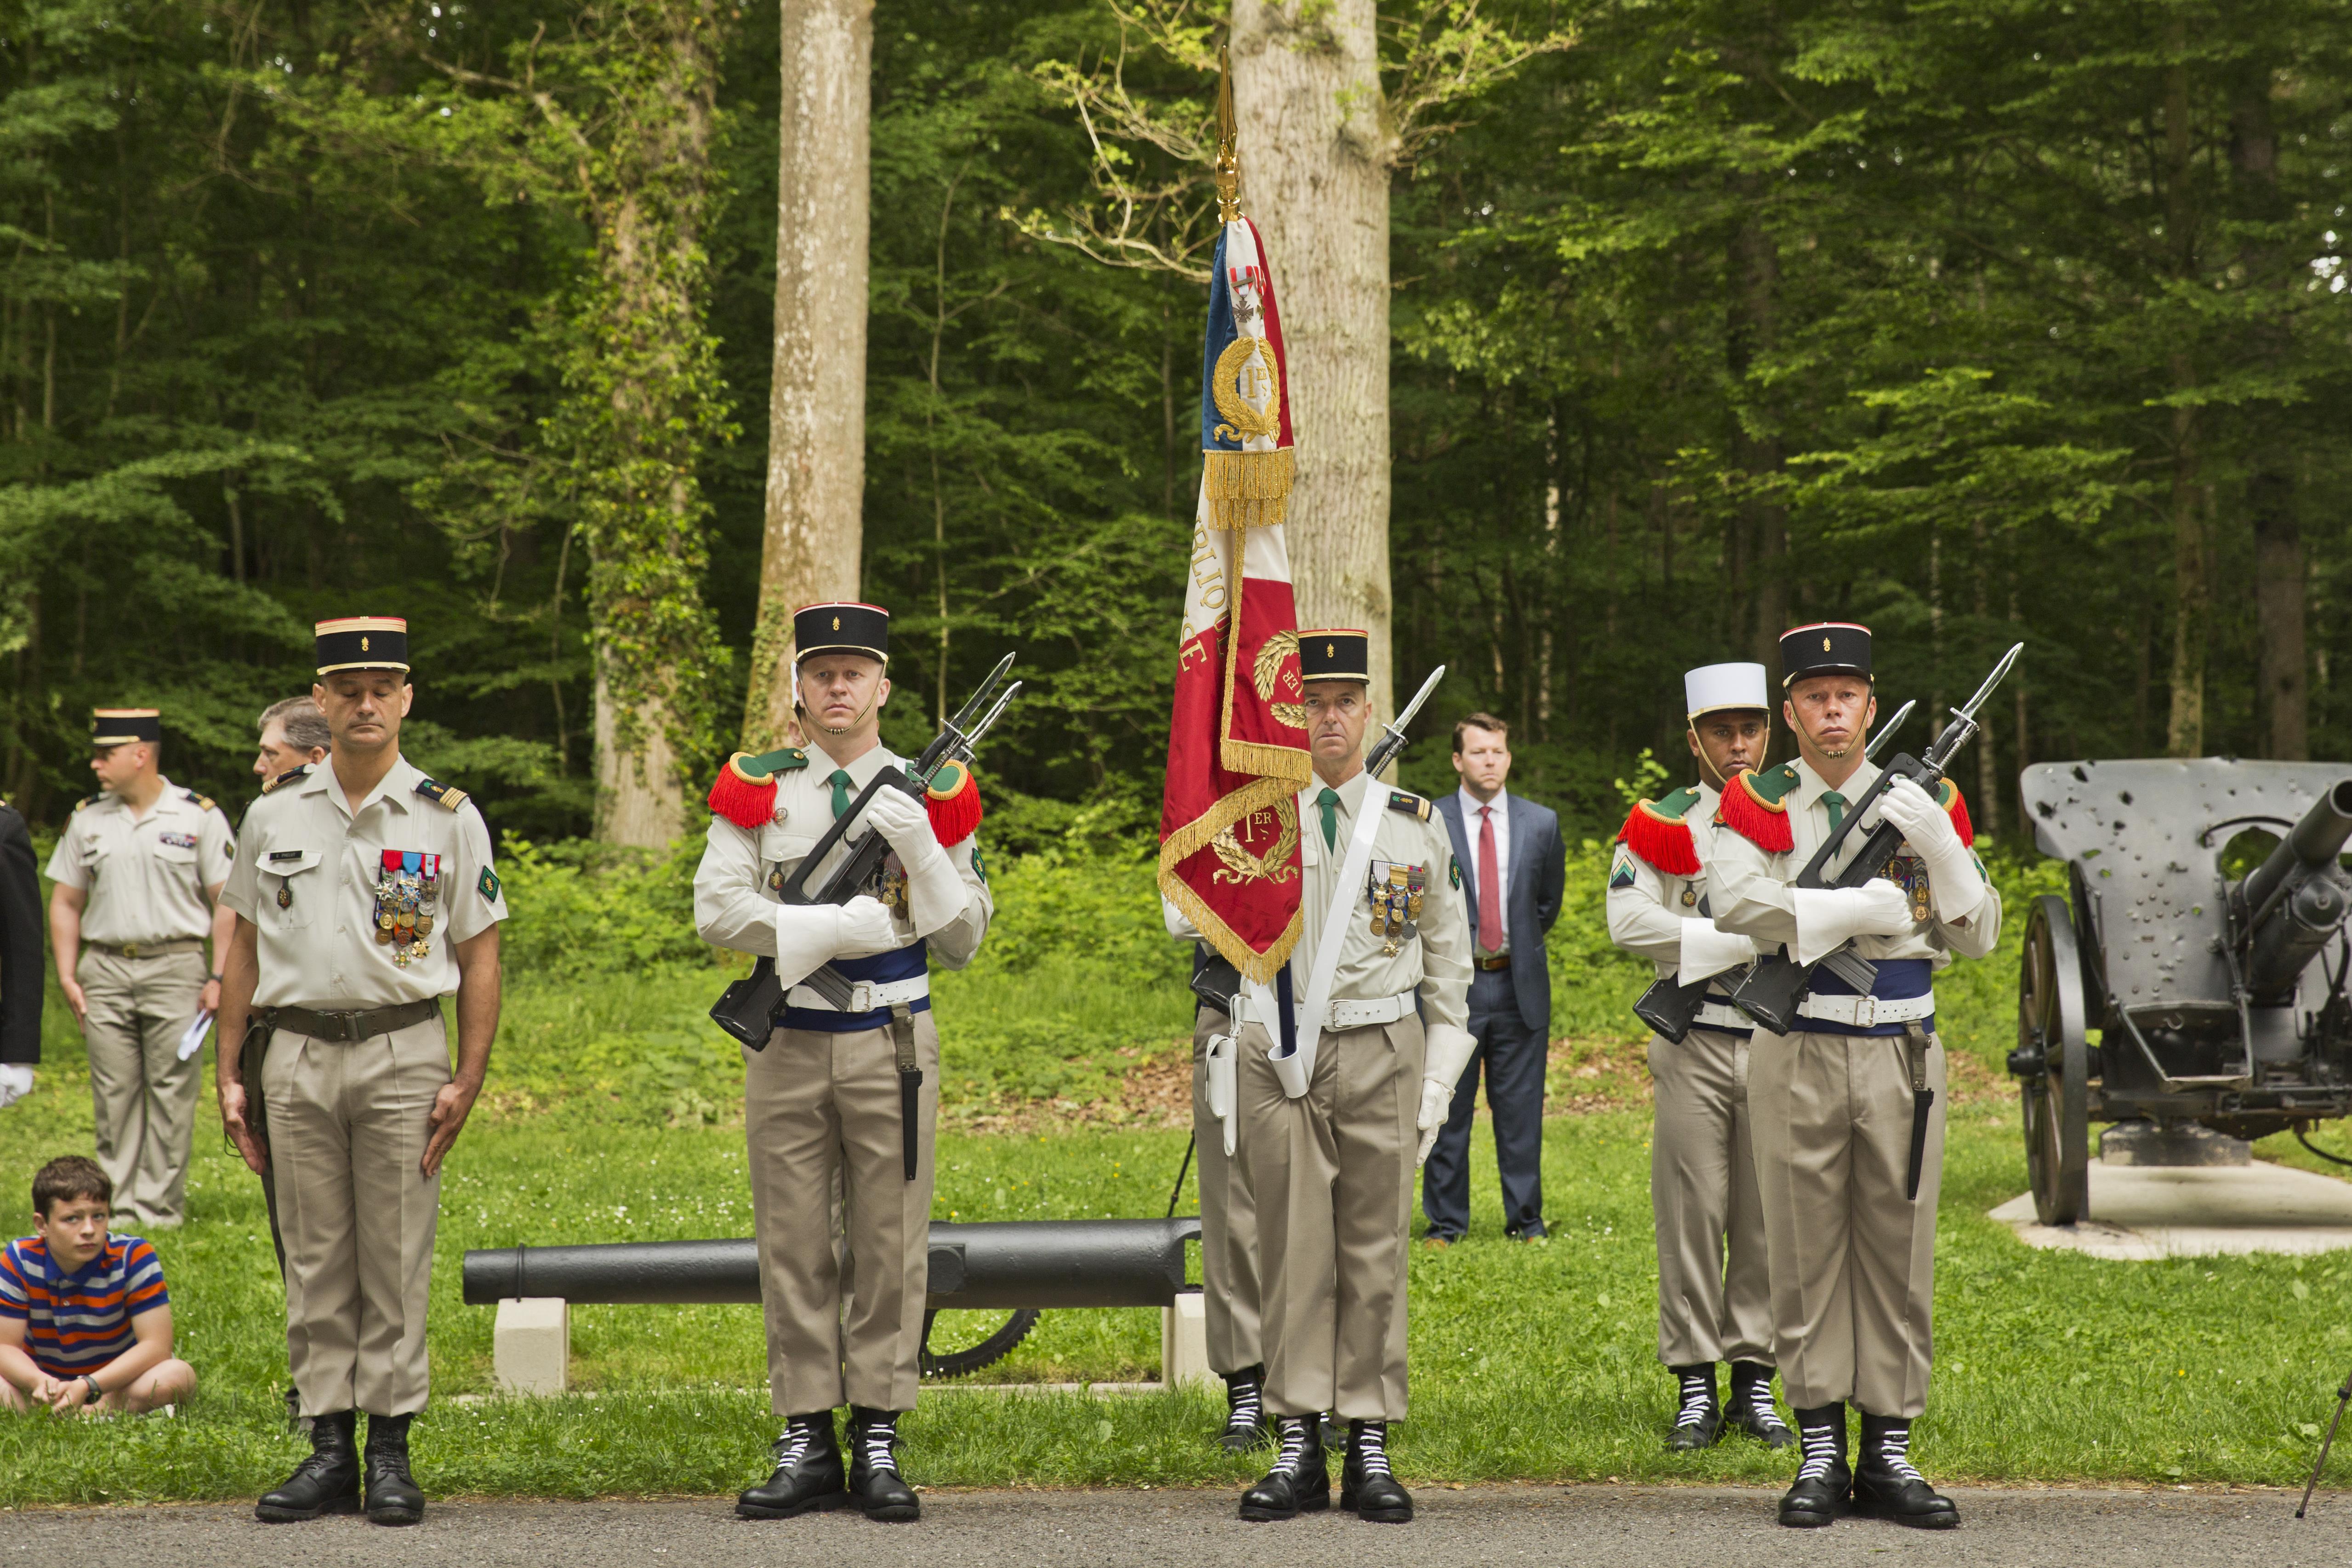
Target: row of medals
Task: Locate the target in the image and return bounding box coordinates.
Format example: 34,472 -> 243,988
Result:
1368,862 -> 1427,957
376,864 -> 439,967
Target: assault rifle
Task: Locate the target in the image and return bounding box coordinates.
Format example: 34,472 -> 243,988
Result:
1727,644 -> 2022,1036
710,653 -> 1019,1045
1632,700 -> 1915,1045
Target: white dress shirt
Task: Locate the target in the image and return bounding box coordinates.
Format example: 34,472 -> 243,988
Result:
1458,784 -> 1512,921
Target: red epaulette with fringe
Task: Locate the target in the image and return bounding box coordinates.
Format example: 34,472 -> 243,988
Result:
1717,766 -> 1797,853
707,747 -> 808,829
1936,777 -> 1976,849
923,759 -> 984,847
1617,789 -> 1701,877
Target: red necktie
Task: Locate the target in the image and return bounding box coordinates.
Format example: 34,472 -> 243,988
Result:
1478,804 -> 1503,954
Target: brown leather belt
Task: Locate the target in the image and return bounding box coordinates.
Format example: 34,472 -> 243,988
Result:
265,998 -> 443,1044
85,937 -> 205,960
1474,954 -> 1512,971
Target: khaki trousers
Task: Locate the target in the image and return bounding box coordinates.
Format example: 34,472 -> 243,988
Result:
263,1014 -> 450,1418
745,1014 -> 939,1416
1190,1006 -> 1261,1374
1745,1028 -> 1947,1418
1648,1026 -> 1773,1368
1239,1015 -> 1423,1422
78,948 -> 208,1229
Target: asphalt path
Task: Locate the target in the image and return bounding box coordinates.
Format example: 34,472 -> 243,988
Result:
5,1485 -> 2346,1566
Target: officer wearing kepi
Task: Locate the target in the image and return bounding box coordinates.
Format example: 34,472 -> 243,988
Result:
1224,630 -> 1474,1525
215,617 -> 508,1527
1710,624 -> 2000,1530
695,602 -> 993,1524
45,709 -> 235,1231
1608,664 -> 1792,1452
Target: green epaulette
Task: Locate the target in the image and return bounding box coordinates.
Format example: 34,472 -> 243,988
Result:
262,763 -> 313,796
74,793 -> 103,813
1386,789 -> 1432,823
1657,784 -> 1703,820
182,787 -> 218,815
735,746 -> 809,779
415,776 -> 470,811
1745,762 -> 1803,804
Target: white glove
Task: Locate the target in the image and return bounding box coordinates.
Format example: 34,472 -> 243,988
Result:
0,1063 -> 31,1110
1678,917 -> 1757,983
1790,881 -> 1914,966
1877,776 -> 1985,923
771,896 -> 899,987
864,787 -> 965,939
1417,1023 -> 1479,1166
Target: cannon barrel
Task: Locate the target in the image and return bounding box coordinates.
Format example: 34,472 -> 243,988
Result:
461,1216 -> 1201,1312
2242,778 -> 2352,1000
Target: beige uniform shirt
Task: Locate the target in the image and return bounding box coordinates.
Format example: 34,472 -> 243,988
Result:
221,757 -> 508,1009
1289,771 -> 1473,1033
693,743 -> 992,970
46,778 -> 235,945
1709,758 -> 2001,969
1606,782 -> 1724,979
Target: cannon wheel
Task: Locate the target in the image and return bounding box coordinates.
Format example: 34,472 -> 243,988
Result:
2019,894 -> 2091,1224
919,1308 -> 1042,1379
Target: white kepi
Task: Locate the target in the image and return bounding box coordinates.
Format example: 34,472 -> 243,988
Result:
1685,661 -> 1769,720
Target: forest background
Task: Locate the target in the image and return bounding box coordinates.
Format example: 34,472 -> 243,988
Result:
1,0 -> 2347,852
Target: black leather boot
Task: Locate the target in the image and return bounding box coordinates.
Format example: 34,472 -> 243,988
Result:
255,1409 -> 361,1523
1238,1415 -> 1330,1521
845,1406 -> 920,1521
1665,1363 -> 1722,1450
1219,1364 -> 1270,1451
737,1411 -> 849,1519
1726,1362 -> 1795,1448
362,1412 -> 426,1526
1852,1412 -> 1960,1529
1339,1419 -> 1412,1523
1777,1403 -> 1850,1528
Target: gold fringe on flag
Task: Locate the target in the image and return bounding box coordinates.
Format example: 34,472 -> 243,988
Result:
1202,447 -> 1293,530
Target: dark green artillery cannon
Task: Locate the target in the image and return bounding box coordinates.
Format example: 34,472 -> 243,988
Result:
463,1216 -> 1201,1378
2011,759 -> 2352,1224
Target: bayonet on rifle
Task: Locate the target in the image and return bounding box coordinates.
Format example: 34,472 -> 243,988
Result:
1367,665 -> 1447,778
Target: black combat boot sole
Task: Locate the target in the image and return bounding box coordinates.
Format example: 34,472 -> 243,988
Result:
851,1494 -> 920,1523
255,1491 -> 363,1524
364,1497 -> 425,1528
1776,1499 -> 1844,1528
736,1488 -> 849,1521
1851,1493 -> 1960,1530
1339,1487 -> 1413,1523
1239,1483 -> 1331,1522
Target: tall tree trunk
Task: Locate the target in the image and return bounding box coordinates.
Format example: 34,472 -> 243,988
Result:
1231,0 -> 1396,718
1726,208 -> 1785,669
2163,26 -> 2205,759
746,0 -> 873,750
2231,59 -> 2306,759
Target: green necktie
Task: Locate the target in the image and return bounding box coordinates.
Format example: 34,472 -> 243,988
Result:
829,769 -> 853,820
1318,787 -> 1341,852
1822,790 -> 1846,832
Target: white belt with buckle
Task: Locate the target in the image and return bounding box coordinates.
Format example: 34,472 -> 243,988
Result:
1694,1001 -> 1752,1031
1327,992 -> 1418,1033
1796,991 -> 1935,1028
785,975 -> 932,1012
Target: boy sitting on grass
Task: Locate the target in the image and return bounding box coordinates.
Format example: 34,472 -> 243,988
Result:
0,1155 -> 194,1415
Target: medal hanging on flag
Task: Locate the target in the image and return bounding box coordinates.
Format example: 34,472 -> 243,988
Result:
374,850 -> 442,967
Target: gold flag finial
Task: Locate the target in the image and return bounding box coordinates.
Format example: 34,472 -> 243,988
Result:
1214,43 -> 1242,222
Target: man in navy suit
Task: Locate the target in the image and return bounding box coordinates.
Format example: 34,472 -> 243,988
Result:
1423,714 -> 1566,1242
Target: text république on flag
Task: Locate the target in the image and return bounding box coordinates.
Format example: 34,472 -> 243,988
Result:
1156,106 -> 1312,986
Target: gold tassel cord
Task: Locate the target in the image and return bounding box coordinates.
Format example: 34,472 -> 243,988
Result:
1202,448 -> 1294,530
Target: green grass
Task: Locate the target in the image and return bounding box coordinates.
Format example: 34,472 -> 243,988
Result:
1,849 -> 2348,1504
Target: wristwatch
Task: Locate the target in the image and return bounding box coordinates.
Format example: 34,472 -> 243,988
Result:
80,1375 -> 101,1405
205,971 -> 223,983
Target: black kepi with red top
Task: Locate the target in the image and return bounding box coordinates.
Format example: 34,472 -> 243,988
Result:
794,602 -> 889,664
1778,622 -> 1871,687
1298,628 -> 1370,684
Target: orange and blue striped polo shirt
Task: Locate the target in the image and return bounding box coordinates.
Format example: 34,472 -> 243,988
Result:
0,1234 -> 170,1378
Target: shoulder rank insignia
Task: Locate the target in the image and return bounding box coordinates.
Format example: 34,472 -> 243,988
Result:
1609,852 -> 1638,891
182,787 -> 218,815
707,746 -> 809,829
1716,763 -> 1800,853
261,763 -> 313,796
921,758 -> 984,847
1934,777 -> 1976,849
415,776 -> 470,812
1617,785 -> 1702,877
74,792 -> 103,813
1386,790 -> 1431,823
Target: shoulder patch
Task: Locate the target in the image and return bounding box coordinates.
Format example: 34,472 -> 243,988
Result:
1618,796 -> 1701,877
1448,855 -> 1461,890
1716,767 -> 1797,853
262,763 -> 313,796
415,776 -> 470,812
1609,854 -> 1637,891
478,866 -> 501,903
74,793 -> 103,813
181,788 -> 219,815
1386,790 -> 1431,822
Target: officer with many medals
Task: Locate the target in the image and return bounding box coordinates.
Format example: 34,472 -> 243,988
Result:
216,617 -> 508,1526
1607,664 -> 1793,1452
1207,629 -> 1474,1525
45,708 -> 236,1231
1709,623 -> 2000,1530
695,602 -> 993,1523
